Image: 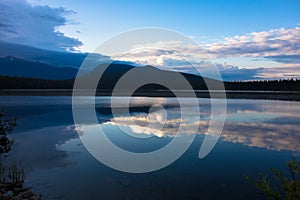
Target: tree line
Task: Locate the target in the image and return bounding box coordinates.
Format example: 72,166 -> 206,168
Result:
0,75 -> 299,91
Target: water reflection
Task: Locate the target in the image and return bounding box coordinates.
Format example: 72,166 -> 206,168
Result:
222,121 -> 300,152
0,96 -> 299,199
1,97 -> 299,166
99,99 -> 300,153
4,105 -> 78,172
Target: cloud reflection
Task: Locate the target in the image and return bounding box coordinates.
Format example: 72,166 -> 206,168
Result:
101,101 -> 300,153
222,122 -> 300,152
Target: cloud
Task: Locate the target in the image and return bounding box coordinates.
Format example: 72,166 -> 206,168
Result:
114,26 -> 300,64
257,64 -> 300,79
216,64 -> 265,81
205,26 -> 300,63
0,0 -> 82,51
265,54 -> 300,64
218,63 -> 300,81
113,48 -> 187,67
113,48 -> 265,80
112,25 -> 300,80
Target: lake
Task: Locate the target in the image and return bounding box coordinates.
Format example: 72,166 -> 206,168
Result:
1,96 -> 300,199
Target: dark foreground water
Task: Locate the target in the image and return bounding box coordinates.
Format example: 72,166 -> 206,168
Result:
0,96 -> 299,199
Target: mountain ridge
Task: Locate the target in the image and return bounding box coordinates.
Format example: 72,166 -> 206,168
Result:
0,41 -> 103,68
0,56 -> 78,80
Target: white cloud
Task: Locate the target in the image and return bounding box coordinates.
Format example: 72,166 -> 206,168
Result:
257,64 -> 300,79
112,48 -> 264,80
114,26 -> 300,64
0,0 -> 82,51
112,25 -> 300,80
205,26 -> 300,60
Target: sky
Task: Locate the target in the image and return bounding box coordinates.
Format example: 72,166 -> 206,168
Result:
1,0 -> 300,80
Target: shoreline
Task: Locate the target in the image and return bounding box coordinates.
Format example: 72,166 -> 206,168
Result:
0,89 -> 300,101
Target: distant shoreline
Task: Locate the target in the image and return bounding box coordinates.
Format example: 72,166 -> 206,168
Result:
0,89 -> 300,101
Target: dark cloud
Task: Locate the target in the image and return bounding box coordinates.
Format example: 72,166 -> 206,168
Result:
265,54 -> 300,64
218,64 -> 300,80
0,0 -> 82,51
217,65 -> 264,81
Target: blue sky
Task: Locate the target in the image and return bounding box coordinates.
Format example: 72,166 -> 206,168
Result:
1,0 -> 300,80
27,0 -> 300,51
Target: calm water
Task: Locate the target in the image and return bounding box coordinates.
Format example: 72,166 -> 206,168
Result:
0,96 -> 300,199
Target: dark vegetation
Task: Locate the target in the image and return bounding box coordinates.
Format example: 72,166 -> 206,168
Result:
246,158 -> 300,200
226,79 -> 300,92
0,112 -> 41,199
0,76 -> 74,89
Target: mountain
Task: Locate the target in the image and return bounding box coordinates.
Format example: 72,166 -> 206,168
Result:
81,63 -> 219,90
0,60 -> 299,92
0,41 -> 106,68
0,62 -> 221,91
0,76 -> 74,89
0,56 -> 78,80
